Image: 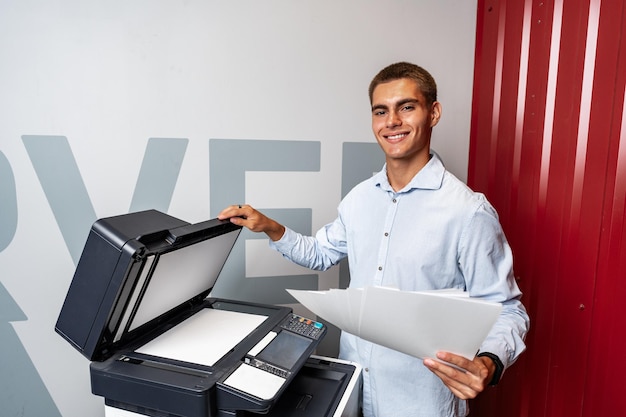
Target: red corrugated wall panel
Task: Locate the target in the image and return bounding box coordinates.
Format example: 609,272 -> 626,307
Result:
469,1 -> 626,416
583,2 -> 626,413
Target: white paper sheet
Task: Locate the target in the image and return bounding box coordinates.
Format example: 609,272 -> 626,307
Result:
223,363 -> 285,400
136,308 -> 268,366
287,287 -> 502,360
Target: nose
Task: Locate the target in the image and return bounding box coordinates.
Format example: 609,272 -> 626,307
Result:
386,110 -> 401,128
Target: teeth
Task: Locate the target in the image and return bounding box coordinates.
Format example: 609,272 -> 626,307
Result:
387,133 -> 406,140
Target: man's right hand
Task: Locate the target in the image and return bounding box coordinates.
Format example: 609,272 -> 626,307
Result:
218,204 -> 286,241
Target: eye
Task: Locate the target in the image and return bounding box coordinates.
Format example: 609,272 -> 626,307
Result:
373,109 -> 387,116
401,105 -> 415,112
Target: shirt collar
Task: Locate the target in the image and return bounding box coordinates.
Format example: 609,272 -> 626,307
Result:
374,151 -> 445,193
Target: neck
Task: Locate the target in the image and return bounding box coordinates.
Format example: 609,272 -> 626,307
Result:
386,153 -> 432,191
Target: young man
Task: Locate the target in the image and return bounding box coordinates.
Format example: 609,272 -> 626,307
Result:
218,62 -> 529,417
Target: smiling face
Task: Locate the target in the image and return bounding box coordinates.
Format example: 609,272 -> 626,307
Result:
371,78 -> 441,171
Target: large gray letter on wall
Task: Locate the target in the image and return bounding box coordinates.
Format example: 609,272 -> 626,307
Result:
129,138 -> 188,213
0,151 -> 17,252
23,136 -> 188,265
0,284 -> 61,417
338,142 -> 384,288
209,139 -> 321,305
23,135 -> 97,265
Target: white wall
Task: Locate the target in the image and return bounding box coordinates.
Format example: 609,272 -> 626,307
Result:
0,1 -> 477,416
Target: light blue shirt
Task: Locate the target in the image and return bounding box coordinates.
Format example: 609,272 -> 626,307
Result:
270,153 -> 529,417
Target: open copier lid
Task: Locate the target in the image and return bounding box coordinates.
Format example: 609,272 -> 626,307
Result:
55,209 -> 244,361
55,210 -> 327,417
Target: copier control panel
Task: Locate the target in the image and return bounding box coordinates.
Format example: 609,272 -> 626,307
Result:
244,314 -> 325,379
282,313 -> 325,339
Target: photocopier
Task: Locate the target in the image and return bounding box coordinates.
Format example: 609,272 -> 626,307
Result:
55,209 -> 361,417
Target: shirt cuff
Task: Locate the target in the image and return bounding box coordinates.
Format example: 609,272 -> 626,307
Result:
268,226 -> 296,252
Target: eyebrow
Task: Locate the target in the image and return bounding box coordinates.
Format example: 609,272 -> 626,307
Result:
371,98 -> 421,112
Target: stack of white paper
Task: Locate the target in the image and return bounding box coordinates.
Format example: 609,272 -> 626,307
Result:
286,287 -> 502,361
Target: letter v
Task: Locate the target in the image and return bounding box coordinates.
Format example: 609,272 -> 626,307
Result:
23,136 -> 187,266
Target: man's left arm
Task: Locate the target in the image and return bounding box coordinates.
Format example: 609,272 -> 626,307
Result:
425,201 -> 530,397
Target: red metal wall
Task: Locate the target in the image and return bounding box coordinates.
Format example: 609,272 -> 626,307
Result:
468,1 -> 626,416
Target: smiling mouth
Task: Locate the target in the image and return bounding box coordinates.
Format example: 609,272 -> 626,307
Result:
385,133 -> 408,140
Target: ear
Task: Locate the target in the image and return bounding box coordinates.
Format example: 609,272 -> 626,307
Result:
430,101 -> 442,127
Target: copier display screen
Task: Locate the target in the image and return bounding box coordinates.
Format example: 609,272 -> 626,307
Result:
256,331 -> 312,370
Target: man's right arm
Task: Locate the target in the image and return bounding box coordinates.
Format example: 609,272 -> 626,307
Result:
219,204 -> 347,271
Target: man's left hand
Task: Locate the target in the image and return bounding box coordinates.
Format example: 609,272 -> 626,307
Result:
423,351 -> 495,399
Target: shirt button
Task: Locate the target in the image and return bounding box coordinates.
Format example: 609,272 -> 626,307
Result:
365,368 -> 369,372
392,198 -> 397,203
384,232 -> 389,237
378,266 -> 383,271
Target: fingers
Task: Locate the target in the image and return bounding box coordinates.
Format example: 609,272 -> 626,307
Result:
423,360 -> 478,399
218,204 -> 248,220
423,352 -> 489,400
436,352 -> 477,373
217,204 -> 262,231
217,205 -> 285,241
